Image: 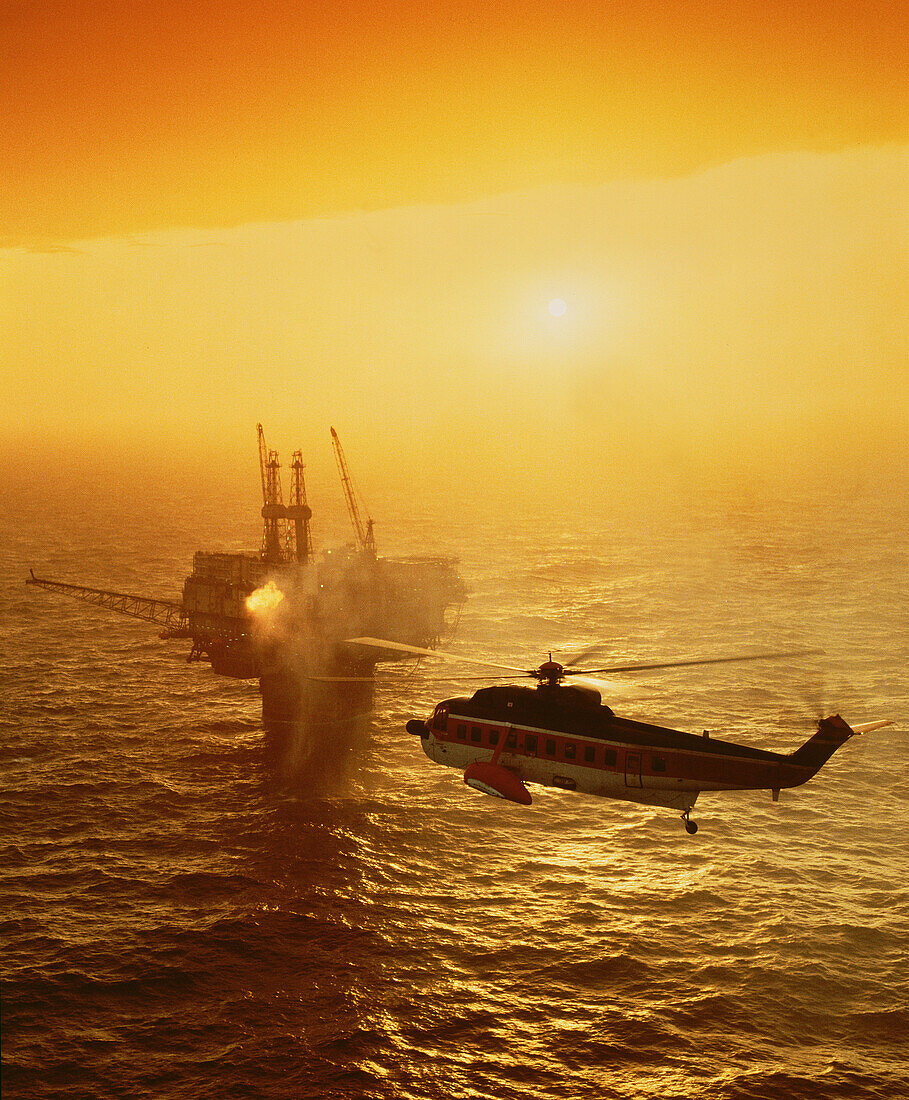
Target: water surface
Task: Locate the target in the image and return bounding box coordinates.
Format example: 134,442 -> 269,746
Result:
2,479 -> 907,1099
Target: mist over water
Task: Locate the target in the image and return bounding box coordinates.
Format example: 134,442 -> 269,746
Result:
2,472 -> 907,1100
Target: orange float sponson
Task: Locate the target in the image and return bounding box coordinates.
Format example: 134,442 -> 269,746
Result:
464,761 -> 532,805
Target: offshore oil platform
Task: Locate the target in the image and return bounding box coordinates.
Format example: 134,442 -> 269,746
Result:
27,425 -> 465,727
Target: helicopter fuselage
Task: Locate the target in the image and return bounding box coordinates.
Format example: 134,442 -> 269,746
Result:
407,683 -> 858,824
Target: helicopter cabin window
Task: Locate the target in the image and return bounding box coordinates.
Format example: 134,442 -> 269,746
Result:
505,731 -> 517,749
564,743 -> 576,760
584,745 -> 596,764
471,727 -> 482,743
432,708 -> 448,732
524,734 -> 538,754
545,739 -> 556,756
456,724 -> 467,740
488,729 -> 500,746
652,755 -> 667,772
603,749 -> 617,767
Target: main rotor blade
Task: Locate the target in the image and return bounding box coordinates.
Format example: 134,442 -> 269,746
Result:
308,669 -> 512,683
345,636 -> 530,674
568,675 -> 633,695
569,647 -> 825,676
374,664 -> 514,683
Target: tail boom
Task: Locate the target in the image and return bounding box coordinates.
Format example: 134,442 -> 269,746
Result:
786,714 -> 859,780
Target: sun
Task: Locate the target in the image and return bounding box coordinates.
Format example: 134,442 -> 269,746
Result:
548,297 -> 568,317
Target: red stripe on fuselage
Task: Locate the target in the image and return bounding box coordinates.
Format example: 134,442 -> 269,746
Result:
440,712 -> 812,791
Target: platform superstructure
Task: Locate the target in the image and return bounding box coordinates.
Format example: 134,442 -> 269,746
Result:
27,426 -> 464,724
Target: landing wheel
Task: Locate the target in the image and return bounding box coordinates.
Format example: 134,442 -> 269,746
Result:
682,810 -> 698,835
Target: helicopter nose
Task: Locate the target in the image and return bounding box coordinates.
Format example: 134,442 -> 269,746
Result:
406,719 -> 428,737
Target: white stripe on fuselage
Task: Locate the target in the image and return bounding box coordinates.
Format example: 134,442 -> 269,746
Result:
422,728 -> 703,810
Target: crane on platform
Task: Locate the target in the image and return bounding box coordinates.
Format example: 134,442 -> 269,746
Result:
26,571 -> 190,637
286,450 -> 313,565
257,423 -> 288,564
25,422 -> 465,698
330,427 -> 376,555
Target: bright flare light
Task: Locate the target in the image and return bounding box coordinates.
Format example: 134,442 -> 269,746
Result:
246,580 -> 285,614
548,297 -> 567,317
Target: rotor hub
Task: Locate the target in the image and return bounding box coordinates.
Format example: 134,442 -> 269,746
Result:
535,658 -> 565,688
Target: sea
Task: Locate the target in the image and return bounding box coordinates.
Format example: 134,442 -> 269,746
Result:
2,466 -> 907,1100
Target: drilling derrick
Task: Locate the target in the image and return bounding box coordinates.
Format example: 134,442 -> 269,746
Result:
257,423 -> 287,564
286,451 -> 313,565
330,426 -> 376,555
27,421 -> 465,728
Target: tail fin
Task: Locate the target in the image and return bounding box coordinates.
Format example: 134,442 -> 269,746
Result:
789,714 -> 857,774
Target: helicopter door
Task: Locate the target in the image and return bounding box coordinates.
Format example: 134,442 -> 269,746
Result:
624,751 -> 643,788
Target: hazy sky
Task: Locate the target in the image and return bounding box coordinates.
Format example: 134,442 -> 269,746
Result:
2,2 -> 906,502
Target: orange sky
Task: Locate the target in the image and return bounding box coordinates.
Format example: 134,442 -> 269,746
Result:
1,2 -> 906,505
4,1 -> 906,244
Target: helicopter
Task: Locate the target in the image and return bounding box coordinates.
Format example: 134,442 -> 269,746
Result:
347,638 -> 893,834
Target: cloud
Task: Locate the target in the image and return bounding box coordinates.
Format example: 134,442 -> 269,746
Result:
2,145 -> 905,498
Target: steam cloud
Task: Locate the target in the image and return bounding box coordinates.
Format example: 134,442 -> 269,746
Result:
247,561 -> 376,789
